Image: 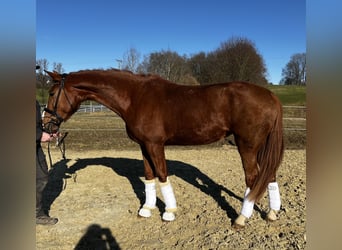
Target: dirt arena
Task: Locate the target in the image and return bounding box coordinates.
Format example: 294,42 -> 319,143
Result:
36,146 -> 306,249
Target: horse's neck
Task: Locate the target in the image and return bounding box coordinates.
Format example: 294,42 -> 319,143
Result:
80,77 -> 137,118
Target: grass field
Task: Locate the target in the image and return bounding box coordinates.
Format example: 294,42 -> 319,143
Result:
267,85 -> 306,106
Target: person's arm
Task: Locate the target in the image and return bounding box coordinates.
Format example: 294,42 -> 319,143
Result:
36,100 -> 43,143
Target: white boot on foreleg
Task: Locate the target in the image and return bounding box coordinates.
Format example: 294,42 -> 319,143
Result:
160,177 -> 177,221
234,187 -> 255,227
138,179 -> 156,218
267,182 -> 281,221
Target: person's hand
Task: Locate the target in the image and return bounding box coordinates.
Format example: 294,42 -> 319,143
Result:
41,132 -> 54,142
51,132 -> 61,138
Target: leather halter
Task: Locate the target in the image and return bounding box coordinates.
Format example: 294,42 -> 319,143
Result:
43,74 -> 68,132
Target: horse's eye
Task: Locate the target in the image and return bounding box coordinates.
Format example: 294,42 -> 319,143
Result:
49,92 -> 54,96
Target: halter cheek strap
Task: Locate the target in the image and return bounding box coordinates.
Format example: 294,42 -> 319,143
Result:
43,74 -> 68,129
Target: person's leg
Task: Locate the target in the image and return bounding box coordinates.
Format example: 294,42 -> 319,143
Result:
36,148 -> 58,225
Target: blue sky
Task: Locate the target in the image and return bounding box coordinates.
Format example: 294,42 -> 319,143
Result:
36,0 -> 305,84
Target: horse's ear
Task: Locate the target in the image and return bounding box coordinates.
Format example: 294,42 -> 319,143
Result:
45,70 -> 62,82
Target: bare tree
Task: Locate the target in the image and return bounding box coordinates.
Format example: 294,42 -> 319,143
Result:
142,50 -> 190,83
188,52 -> 213,84
281,53 -> 306,85
36,59 -> 64,103
36,59 -> 50,104
122,47 -> 141,73
214,37 -> 267,84
178,74 -> 200,85
36,59 -> 49,75
136,54 -> 149,74
188,37 -> 268,85
53,62 -> 65,73
136,36 -> 268,86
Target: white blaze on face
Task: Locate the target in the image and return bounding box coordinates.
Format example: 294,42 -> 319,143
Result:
41,109 -> 47,130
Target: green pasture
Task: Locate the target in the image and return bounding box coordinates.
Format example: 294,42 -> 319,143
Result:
267,85 -> 306,106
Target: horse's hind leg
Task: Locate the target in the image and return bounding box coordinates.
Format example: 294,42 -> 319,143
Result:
233,143 -> 259,228
266,180 -> 281,221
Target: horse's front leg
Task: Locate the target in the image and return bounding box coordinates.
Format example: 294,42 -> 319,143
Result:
138,145 -> 157,218
159,176 -> 177,221
138,143 -> 177,221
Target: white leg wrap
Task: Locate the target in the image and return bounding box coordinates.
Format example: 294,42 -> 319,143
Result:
240,188 -> 255,218
144,179 -> 157,209
138,179 -> 156,218
160,178 -> 177,221
268,182 -> 281,211
160,178 -> 177,212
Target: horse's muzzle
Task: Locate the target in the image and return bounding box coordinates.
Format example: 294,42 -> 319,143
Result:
43,108 -> 64,133
43,120 -> 61,134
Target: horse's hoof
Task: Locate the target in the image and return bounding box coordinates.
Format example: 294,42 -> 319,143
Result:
266,209 -> 278,222
233,214 -> 246,229
162,212 -> 175,221
138,208 -> 152,218
232,222 -> 245,230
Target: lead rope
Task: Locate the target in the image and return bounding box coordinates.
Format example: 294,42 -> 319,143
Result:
47,132 -> 68,168
56,132 -> 68,160
47,132 -> 77,190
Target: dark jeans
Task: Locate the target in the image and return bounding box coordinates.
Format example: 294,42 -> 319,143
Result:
36,145 -> 48,217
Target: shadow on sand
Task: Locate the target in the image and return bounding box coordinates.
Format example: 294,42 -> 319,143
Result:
74,223 -> 121,250
43,157 -> 265,224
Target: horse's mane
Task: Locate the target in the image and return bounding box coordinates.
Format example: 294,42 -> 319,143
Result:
71,68 -> 163,81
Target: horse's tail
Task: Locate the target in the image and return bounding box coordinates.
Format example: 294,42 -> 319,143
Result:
249,102 -> 284,202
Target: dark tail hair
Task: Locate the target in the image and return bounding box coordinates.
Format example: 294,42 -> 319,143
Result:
248,103 -> 284,202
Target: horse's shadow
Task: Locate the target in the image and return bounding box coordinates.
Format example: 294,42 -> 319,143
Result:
43,157 -> 264,224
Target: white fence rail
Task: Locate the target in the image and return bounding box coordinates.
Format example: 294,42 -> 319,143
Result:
77,104 -> 307,132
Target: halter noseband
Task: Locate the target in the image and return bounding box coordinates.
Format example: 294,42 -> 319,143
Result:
43,74 -> 68,132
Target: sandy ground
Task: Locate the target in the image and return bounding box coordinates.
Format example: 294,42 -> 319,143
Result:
36,146 -> 306,249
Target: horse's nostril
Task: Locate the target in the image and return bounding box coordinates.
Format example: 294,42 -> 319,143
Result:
43,122 -> 59,134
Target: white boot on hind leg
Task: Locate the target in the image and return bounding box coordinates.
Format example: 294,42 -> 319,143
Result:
160,178 -> 177,221
234,187 -> 254,228
266,182 -> 281,221
138,179 -> 156,218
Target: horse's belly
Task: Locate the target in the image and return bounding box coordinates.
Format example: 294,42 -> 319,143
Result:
166,127 -> 228,146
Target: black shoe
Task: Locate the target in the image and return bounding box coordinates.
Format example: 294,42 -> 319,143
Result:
36,215 -> 58,225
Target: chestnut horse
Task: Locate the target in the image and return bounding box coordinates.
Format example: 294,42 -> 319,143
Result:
43,69 -> 284,228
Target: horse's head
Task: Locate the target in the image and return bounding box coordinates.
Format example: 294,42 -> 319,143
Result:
42,71 -> 80,133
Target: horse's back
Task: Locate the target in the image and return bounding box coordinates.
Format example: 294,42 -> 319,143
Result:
129,80 -> 281,146
164,81 -> 280,119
